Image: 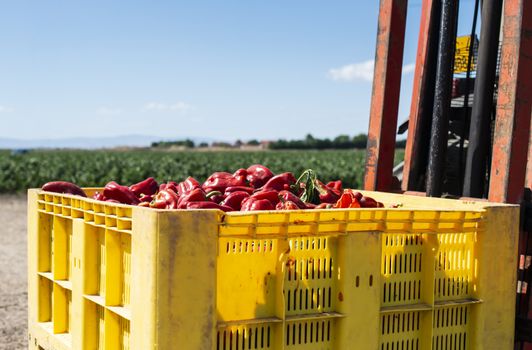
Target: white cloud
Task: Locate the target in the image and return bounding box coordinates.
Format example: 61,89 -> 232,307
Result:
0,105 -> 14,113
402,63 -> 416,74
328,60 -> 375,82
328,60 -> 416,82
143,101 -> 192,112
97,107 -> 122,115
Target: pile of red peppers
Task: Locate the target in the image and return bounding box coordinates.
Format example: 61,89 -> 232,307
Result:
41,164 -> 384,211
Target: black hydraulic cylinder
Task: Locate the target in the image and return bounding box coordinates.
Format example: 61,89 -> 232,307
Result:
426,0 -> 459,197
463,0 -> 503,198
408,0 -> 441,191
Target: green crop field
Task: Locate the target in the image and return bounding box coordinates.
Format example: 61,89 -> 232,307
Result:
0,149 -> 404,193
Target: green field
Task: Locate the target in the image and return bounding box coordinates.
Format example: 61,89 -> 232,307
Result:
0,149 -> 404,193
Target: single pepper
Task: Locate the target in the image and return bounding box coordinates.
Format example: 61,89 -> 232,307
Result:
221,191 -> 250,211
177,187 -> 208,209
241,198 -> 275,211
247,190 -> 281,206
278,190 -> 308,209
233,168 -> 248,184
92,192 -> 106,201
315,203 -> 333,209
275,200 -> 300,210
186,201 -> 234,212
159,181 -> 178,193
139,194 -> 154,203
246,164 -> 274,188
360,196 -> 379,208
202,172 -> 247,193
210,194 -> 226,204
261,172 -> 296,192
326,180 -> 343,192
103,181 -> 140,205
224,186 -> 255,195
177,177 -> 201,196
41,181 -> 87,197
150,189 -> 179,209
334,191 -> 360,209
315,180 -> 341,204
129,177 -> 158,197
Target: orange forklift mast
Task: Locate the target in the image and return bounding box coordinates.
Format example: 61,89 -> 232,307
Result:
364,0 -> 532,347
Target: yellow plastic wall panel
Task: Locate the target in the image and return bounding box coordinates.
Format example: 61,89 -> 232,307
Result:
470,206 -> 519,349
285,319 -> 335,349
379,311 -> 432,350
432,305 -> 471,350
433,233 -> 475,302
217,237 -> 280,321
335,232 -> 381,349
217,324 -> 276,350
284,237 -> 336,316
27,189 -> 519,350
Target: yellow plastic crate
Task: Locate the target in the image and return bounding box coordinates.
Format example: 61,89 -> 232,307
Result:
27,188 -> 519,350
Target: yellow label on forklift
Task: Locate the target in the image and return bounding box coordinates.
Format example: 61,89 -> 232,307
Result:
454,35 -> 478,73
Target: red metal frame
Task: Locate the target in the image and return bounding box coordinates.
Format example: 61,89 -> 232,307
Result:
402,0 -> 436,191
363,0 -> 408,191
488,0 -> 532,204
366,0 -> 532,346
525,121 -> 532,189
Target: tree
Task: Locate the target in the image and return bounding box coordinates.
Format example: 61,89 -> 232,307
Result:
247,139 -> 260,146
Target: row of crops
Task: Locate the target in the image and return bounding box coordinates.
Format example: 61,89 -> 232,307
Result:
0,149 -> 404,193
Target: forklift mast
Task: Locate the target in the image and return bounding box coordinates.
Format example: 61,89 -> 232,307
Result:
364,0 -> 532,347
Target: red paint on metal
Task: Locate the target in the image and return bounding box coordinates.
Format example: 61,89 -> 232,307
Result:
488,0 -> 532,204
402,0 -> 435,191
364,0 -> 408,191
527,122 -> 532,189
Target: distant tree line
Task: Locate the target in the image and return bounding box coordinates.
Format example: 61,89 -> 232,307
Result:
269,134 -> 368,150
151,134 -> 406,150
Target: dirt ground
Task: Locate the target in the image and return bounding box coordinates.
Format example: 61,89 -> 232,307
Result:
0,195 -> 27,350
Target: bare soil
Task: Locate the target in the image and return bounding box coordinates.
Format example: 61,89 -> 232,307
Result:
0,195 -> 27,349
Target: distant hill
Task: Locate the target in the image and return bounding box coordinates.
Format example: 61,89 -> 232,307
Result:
0,135 -> 216,149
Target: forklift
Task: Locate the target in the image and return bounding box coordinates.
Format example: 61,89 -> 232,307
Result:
362,0 -> 531,347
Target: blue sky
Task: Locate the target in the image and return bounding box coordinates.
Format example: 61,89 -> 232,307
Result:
0,1 -> 477,142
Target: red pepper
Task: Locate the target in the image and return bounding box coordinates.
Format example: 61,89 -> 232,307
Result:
103,181 -> 140,205
186,201 -> 234,212
304,202 -> 317,209
92,191 -> 106,201
315,180 -> 341,204
177,188 -> 207,209
334,191 -> 361,209
246,164 -> 274,188
247,190 -> 281,205
106,199 -> 120,203
159,181 -> 178,193
326,180 -> 343,192
139,194 -> 154,203
129,177 -> 158,197
261,172 -> 296,192
233,168 -> 248,184
210,194 -> 226,204
315,203 -> 333,209
41,181 -> 87,197
177,177 -> 201,196
241,198 -> 275,211
151,189 -> 179,209
221,191 -> 250,211
275,200 -> 300,210
360,196 -> 378,208
138,201 -> 151,207
224,186 -> 255,195
278,190 -> 308,209
202,172 -> 247,193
